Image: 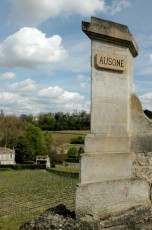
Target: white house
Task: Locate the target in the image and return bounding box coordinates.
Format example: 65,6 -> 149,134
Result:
36,155 -> 50,168
0,147 -> 16,165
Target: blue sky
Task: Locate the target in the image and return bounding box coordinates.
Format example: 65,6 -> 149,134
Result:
0,0 -> 152,115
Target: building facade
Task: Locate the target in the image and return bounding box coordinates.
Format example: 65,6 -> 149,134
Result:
0,147 -> 15,165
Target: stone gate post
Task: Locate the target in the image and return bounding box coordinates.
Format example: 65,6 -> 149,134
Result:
76,17 -> 151,220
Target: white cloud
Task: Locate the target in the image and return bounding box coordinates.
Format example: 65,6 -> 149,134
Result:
9,78 -> 37,93
83,101 -> 90,112
10,0 -> 106,25
39,86 -> 83,102
0,72 -> 16,79
106,0 -> 131,15
1,79 -> 85,115
39,86 -> 63,98
0,27 -> 67,68
9,0 -> 132,26
61,91 -> 83,102
139,93 -> 152,111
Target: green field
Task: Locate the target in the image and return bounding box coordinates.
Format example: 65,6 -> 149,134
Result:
0,170 -> 78,230
49,130 -> 89,146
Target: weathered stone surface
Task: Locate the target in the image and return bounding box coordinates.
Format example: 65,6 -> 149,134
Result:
76,179 -> 150,219
85,134 -> 130,153
80,152 -> 132,183
19,204 -> 152,230
99,206 -> 151,228
82,17 -> 138,57
19,204 -> 93,230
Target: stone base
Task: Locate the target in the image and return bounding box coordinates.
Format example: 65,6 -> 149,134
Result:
75,178 -> 150,220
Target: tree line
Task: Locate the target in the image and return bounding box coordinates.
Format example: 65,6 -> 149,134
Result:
20,111 -> 90,131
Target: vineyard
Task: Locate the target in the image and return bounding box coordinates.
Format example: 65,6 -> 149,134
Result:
0,170 -> 78,230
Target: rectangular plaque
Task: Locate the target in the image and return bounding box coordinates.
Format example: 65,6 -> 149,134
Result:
95,53 -> 126,72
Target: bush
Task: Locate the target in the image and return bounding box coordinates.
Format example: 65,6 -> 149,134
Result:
23,161 -> 35,164
0,164 -> 46,170
70,136 -> 84,144
66,158 -> 79,163
67,147 -> 78,158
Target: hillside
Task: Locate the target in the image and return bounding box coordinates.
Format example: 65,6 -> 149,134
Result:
49,130 -> 89,147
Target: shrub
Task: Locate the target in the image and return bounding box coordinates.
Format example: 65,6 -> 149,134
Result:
70,136 -> 84,144
67,147 -> 78,158
23,161 -> 35,164
66,158 -> 79,163
0,164 -> 46,170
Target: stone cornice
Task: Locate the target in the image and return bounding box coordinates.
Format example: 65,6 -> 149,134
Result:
82,17 -> 138,57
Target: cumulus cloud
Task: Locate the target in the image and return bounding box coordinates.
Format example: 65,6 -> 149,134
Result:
9,0 -> 131,26
9,79 -> 37,93
139,93 -> 152,111
106,0 -> 131,15
0,27 -> 67,68
10,0 -> 106,25
0,72 -> 16,79
1,79 -> 85,115
39,86 -> 83,102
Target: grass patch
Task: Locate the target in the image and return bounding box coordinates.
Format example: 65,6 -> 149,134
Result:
49,130 -> 89,146
0,170 -> 78,230
48,165 -> 79,178
51,165 -> 79,173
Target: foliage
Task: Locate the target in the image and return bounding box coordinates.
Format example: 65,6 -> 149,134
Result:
25,124 -> 46,156
70,136 -> 84,144
30,111 -> 90,131
0,114 -> 27,146
0,112 -> 88,165
66,158 -> 79,163
0,164 -> 46,169
23,161 -> 35,164
0,114 -> 53,164
144,109 -> 152,119
48,148 -> 66,168
13,124 -> 48,164
67,147 -> 78,158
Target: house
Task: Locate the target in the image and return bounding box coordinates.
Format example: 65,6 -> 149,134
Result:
0,147 -> 16,165
36,155 -> 50,168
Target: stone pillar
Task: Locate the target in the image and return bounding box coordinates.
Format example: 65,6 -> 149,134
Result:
76,17 -> 151,220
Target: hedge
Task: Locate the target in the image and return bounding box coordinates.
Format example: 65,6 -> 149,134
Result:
66,158 -> 79,163
0,164 -> 46,170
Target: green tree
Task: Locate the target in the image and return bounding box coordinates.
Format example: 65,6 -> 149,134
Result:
25,124 -> 46,157
15,137 -> 33,163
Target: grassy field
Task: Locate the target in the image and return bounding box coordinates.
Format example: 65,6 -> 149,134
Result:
0,170 -> 78,230
49,130 -> 89,146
